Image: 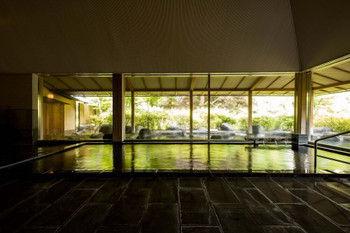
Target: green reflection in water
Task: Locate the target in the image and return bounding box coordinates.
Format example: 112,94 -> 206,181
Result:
31,144 -> 350,174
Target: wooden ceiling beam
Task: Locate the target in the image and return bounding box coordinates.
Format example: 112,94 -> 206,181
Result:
220,76 -> 229,89
190,76 -> 197,91
235,76 -> 245,89
73,77 -> 87,89
313,80 -> 350,90
90,77 -> 103,90
250,76 -> 266,91
126,77 -> 134,91
332,66 -> 350,74
264,76 -> 280,90
56,77 -> 73,89
281,78 -> 294,89
313,72 -> 341,82
142,77 -> 148,90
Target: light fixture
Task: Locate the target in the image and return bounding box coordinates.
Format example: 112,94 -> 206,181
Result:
47,93 -> 54,99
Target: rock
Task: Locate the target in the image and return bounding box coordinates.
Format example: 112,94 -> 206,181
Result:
253,125 -> 264,135
137,128 -> 151,139
135,126 -> 143,133
210,135 -> 222,139
125,125 -> 132,134
90,132 -> 104,138
312,127 -> 332,134
167,125 -> 186,131
197,127 -> 208,132
99,124 -> 112,134
103,134 -> 112,139
220,123 -> 234,131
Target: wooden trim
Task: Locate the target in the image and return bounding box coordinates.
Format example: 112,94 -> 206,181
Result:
90,77 -> 104,89
142,77 -> 148,90
56,77 -> 73,89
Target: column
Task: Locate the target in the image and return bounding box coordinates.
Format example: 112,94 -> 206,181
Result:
248,90 -> 253,135
112,73 -> 125,142
190,90 -> 193,138
131,91 -> 135,133
0,74 -> 38,145
293,71 -> 312,146
207,74 -> 211,140
38,75 -> 44,140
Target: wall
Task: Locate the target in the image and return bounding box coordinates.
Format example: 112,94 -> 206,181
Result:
42,87 -> 76,134
0,74 -> 37,145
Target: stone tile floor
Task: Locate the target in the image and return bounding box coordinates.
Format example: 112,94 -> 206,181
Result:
0,176 -> 349,233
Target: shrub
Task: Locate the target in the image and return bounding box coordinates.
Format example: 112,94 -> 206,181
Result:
314,117 -> 350,133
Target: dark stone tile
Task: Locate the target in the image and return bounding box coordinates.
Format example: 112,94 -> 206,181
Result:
262,226 -> 306,233
233,188 -> 269,212
249,178 -> 301,203
203,178 -> 239,203
149,178 -> 177,203
0,197 -> 49,232
96,226 -> 139,233
89,178 -> 130,203
141,203 -> 178,233
103,188 -> 150,225
272,178 -> 307,189
180,188 -> 217,225
182,226 -> 221,233
18,227 -> 58,233
297,179 -> 350,203
74,178 -> 106,189
179,178 -> 202,188
59,204 -> 111,233
290,189 -> 350,225
36,179 -> 81,203
214,204 -> 263,233
226,177 -> 254,188
0,179 -> 55,213
0,179 -> 80,232
251,204 -> 293,226
128,178 -> 155,189
279,204 -> 345,233
233,188 -> 292,225
27,189 -> 95,227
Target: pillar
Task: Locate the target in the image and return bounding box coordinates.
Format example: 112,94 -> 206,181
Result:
248,90 -> 253,134
112,73 -> 125,142
38,76 -> 44,140
293,71 -> 312,145
131,91 -> 135,133
207,74 -> 211,140
190,90 -> 193,138
0,74 -> 39,145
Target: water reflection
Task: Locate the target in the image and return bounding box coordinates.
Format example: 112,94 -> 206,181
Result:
20,144 -> 350,174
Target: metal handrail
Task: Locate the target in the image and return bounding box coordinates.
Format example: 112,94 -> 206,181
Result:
314,130 -> 350,172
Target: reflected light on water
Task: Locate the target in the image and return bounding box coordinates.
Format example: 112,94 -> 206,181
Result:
29,144 -> 350,174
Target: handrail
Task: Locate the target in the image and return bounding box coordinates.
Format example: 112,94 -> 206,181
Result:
314,130 -> 350,172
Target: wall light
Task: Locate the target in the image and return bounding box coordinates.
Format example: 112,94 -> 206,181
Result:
47,93 -> 54,99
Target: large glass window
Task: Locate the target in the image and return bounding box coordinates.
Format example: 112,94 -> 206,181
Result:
209,95 -> 248,140
252,95 -> 294,137
312,92 -> 350,147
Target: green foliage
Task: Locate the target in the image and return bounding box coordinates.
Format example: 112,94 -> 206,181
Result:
253,116 -> 293,131
314,117 -> 350,133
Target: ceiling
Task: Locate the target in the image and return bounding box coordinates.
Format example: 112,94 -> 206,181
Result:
0,0 -> 349,74
41,59 -> 350,96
